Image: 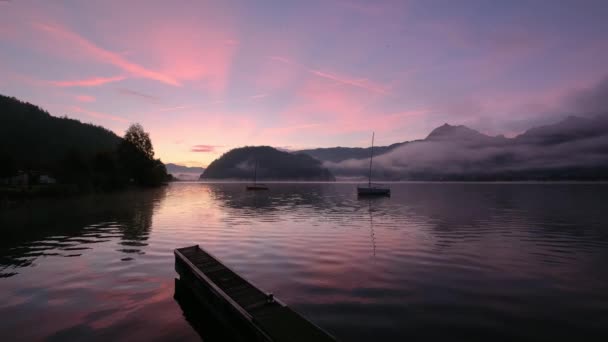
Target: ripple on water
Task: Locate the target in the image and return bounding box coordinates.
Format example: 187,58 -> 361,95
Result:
1,182 -> 608,341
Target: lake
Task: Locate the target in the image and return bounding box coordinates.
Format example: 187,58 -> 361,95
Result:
1,182 -> 608,341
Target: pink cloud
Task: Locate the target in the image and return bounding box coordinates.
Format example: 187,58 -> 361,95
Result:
270,55 -> 388,93
117,88 -> 159,102
191,145 -> 221,153
34,22 -> 180,86
157,105 -> 190,112
269,56 -> 294,65
70,106 -> 128,123
311,69 -> 387,93
263,74 -> 424,140
103,10 -> 240,93
50,75 -> 125,87
4,3 -> 238,96
75,95 -> 95,103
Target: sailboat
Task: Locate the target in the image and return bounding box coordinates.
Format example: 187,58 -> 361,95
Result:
357,132 -> 390,196
246,159 -> 268,190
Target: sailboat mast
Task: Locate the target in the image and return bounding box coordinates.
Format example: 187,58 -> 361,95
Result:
368,132 -> 374,187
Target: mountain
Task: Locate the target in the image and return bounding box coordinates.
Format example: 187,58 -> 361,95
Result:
322,117 -> 608,181
201,146 -> 335,181
0,94 -> 121,169
426,123 -> 508,145
166,163 -> 205,181
298,142 -> 408,163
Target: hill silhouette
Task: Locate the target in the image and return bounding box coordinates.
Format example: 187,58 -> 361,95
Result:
0,94 -> 121,168
0,94 -> 168,192
201,146 -> 335,181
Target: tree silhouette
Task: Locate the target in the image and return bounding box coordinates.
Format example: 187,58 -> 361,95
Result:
118,123 -> 168,186
123,123 -> 155,160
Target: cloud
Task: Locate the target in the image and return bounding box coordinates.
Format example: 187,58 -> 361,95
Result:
567,76 -> 608,116
34,22 -> 180,86
75,95 -> 95,103
117,88 -> 159,102
191,145 -> 222,153
326,128 -> 608,179
270,55 -> 388,93
272,77 -> 406,137
49,75 -> 125,87
157,105 -> 190,112
323,77 -> 608,180
308,69 -> 388,93
70,106 -> 129,123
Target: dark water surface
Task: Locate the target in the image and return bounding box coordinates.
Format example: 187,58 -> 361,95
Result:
1,182 -> 608,341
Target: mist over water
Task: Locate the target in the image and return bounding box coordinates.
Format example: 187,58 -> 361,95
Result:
1,182 -> 608,341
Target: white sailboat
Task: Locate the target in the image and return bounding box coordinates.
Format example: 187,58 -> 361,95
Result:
357,132 -> 390,196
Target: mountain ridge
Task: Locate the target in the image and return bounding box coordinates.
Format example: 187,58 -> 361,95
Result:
201,146 -> 335,181
298,115 -> 608,164
318,114 -> 608,180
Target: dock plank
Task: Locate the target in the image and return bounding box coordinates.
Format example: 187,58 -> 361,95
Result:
175,245 -> 336,342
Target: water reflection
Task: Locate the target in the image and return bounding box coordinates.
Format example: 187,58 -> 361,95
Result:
1,182 -> 607,341
0,187 -> 166,277
173,278 -> 239,342
360,197 -> 390,258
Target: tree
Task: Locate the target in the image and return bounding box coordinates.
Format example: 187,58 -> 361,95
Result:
123,123 -> 154,160
118,123 -> 168,186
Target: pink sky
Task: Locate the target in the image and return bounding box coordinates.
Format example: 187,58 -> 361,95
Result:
1,0 -> 607,167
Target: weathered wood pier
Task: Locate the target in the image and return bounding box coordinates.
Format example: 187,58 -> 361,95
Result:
174,245 -> 337,342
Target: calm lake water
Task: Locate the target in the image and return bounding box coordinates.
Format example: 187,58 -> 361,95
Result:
1,182 -> 608,341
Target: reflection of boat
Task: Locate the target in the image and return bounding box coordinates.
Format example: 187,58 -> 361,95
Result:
368,200 -> 376,257
246,159 -> 268,191
174,245 -> 337,341
358,132 -> 390,197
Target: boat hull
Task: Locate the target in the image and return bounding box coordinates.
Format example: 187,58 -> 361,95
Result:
357,186 -> 390,196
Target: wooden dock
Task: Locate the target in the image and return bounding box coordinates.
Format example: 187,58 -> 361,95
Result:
174,245 -> 337,342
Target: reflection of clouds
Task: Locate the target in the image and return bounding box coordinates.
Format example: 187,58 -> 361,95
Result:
2,183 -> 608,341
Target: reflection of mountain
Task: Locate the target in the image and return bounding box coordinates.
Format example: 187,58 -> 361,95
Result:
0,188 -> 166,276
315,115 -> 608,180
207,183 -> 334,213
201,146 -> 335,181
